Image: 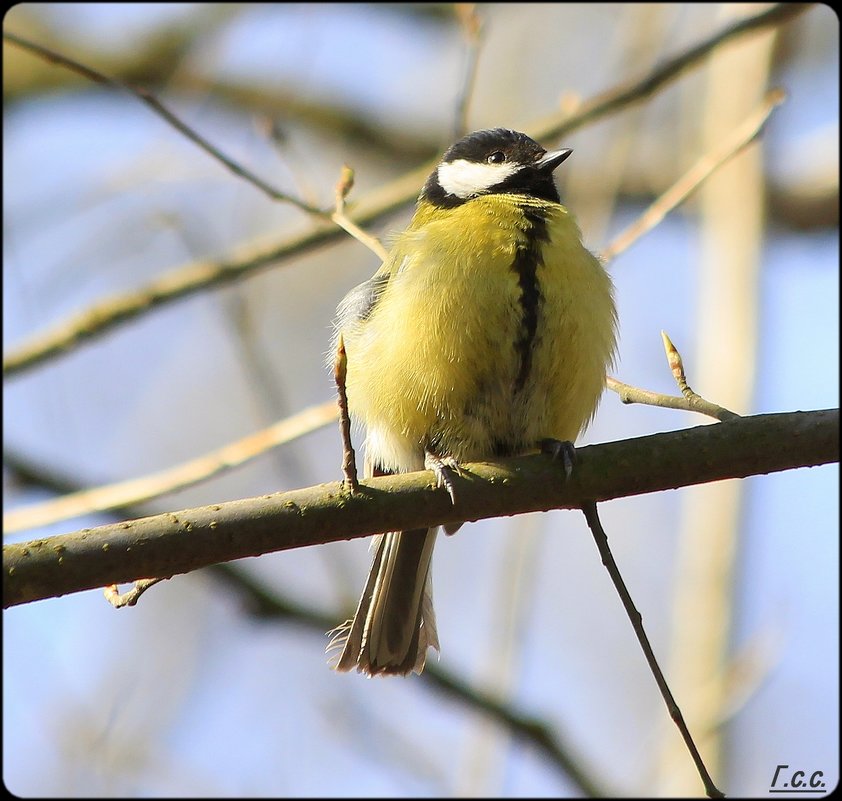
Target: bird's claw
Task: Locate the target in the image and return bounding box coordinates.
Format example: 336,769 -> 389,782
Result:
539,438 -> 576,480
424,451 -> 461,505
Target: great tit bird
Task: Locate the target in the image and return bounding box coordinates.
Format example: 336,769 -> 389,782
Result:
329,128 -> 617,676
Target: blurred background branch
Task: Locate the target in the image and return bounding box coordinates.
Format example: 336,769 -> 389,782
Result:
2,2 -> 816,378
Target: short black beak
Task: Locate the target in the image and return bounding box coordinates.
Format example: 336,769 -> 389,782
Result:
536,148 -> 573,172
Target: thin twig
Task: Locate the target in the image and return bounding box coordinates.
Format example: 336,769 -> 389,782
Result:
2,31 -> 324,217
216,559 -> 612,796
104,577 -> 169,608
580,502 -> 724,798
530,3 -> 807,143
606,330 -> 740,423
607,377 -> 721,420
606,376 -> 737,422
660,331 -> 740,420
330,164 -> 388,262
3,401 -> 337,534
333,333 -> 360,492
600,88 -> 786,263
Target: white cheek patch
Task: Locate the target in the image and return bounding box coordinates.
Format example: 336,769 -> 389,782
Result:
437,159 -> 520,199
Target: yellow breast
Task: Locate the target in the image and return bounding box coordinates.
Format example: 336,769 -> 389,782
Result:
342,194 -> 616,471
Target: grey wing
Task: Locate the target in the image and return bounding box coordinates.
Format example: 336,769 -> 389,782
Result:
335,272 -> 391,335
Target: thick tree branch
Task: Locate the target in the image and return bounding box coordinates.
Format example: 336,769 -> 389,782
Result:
4,409 -> 837,608
3,453 -> 609,796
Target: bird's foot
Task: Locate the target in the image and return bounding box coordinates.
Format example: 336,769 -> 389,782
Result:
539,438 -> 576,480
424,450 -> 462,505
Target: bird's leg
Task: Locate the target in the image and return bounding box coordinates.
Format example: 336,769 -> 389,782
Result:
424,450 -> 461,505
539,438 -> 576,480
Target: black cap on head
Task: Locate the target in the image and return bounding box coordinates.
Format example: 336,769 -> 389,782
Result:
441,128 -> 546,165
423,128 -> 570,207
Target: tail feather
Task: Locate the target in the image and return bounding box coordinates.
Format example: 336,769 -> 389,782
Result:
327,533 -> 388,669
330,527 -> 438,676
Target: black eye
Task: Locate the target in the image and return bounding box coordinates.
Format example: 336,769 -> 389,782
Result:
487,151 -> 506,164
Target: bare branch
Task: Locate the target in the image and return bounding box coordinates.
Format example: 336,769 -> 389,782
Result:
529,3 -> 808,143
2,167 -> 419,379
607,377 -> 733,420
600,88 -> 786,263
606,330 -> 739,422
2,31 -> 326,216
333,334 -> 360,492
3,401 -> 337,535
330,164 -> 389,261
4,409 -> 837,608
660,331 -> 740,421
3,3 -> 810,379
581,502 -> 724,797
